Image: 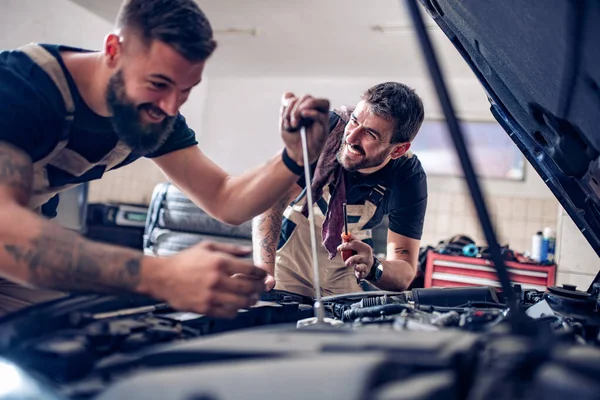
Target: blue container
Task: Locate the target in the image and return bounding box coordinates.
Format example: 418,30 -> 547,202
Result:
462,243 -> 478,257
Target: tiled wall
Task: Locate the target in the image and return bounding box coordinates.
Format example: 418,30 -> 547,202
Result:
421,189 -> 560,254
555,208 -> 599,290
88,158 -> 167,205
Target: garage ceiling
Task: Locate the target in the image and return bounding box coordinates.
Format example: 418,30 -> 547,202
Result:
70,0 -> 476,79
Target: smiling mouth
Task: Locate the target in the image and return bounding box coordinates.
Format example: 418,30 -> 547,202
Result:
143,106 -> 166,123
345,143 -> 364,156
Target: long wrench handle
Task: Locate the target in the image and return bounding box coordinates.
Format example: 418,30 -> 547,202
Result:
299,126 -> 325,324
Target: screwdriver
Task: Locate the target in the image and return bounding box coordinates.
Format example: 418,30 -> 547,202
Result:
299,126 -> 325,324
341,203 -> 359,283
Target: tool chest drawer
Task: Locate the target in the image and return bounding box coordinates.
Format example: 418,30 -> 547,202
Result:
424,251 -> 556,291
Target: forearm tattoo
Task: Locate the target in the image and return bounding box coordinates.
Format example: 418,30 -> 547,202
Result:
253,197 -> 288,265
0,143 -> 142,293
0,143 -> 33,198
4,225 -> 143,293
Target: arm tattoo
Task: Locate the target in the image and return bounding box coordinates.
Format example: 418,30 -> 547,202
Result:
0,143 -> 33,199
395,247 -> 410,255
4,224 -> 142,293
0,144 -> 141,293
253,196 -> 288,265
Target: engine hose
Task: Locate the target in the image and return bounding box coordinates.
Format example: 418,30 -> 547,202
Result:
359,295 -> 390,308
343,303 -> 411,321
415,304 -> 505,313
454,301 -> 505,309
352,295 -> 406,309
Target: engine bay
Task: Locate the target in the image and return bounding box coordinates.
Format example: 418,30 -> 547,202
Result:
1,284 -> 599,400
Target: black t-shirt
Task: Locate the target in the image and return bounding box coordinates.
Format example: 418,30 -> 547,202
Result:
0,44 -> 198,216
297,111 -> 428,240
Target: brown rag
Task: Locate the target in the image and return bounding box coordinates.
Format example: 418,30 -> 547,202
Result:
302,107 -> 354,259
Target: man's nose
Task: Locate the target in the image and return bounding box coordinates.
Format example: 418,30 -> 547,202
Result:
346,125 -> 364,143
158,91 -> 180,117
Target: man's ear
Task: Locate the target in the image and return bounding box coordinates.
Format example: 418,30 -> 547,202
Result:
390,142 -> 411,160
103,33 -> 123,68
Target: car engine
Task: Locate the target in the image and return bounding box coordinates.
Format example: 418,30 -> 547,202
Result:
1,283 -> 599,400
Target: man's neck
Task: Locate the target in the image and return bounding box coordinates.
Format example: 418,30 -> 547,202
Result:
61,51 -> 112,117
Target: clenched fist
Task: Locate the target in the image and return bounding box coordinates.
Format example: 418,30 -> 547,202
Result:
279,92 -> 330,166
139,241 -> 267,319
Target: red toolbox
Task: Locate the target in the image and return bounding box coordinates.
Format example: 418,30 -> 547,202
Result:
424,250 -> 556,291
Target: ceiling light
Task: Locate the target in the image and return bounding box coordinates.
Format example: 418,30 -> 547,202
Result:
214,28 -> 259,37
371,24 -> 439,35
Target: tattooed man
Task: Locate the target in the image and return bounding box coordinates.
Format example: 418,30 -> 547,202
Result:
0,0 -> 330,316
252,82 -> 427,297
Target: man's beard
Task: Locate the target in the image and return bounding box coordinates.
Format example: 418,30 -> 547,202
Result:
336,140 -> 391,173
106,70 -> 176,156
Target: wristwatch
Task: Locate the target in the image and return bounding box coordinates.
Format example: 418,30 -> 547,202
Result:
365,256 -> 383,282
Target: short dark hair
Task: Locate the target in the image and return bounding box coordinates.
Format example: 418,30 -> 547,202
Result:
361,82 -> 424,143
115,0 -> 217,62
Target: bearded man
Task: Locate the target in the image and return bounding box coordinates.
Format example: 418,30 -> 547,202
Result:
252,82 -> 428,297
0,0 -> 331,317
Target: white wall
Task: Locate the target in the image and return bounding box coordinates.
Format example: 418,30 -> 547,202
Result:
199,76 -> 560,253
201,76 -> 493,175
200,76 -> 493,173
0,0 -> 111,49
201,76 -> 554,200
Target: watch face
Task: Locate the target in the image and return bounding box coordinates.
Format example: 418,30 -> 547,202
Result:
374,263 -> 383,281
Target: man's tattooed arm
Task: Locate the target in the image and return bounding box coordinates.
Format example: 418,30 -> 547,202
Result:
0,142 -> 144,293
252,186 -> 298,272
3,224 -> 143,292
0,142 -> 33,204
252,211 -> 283,268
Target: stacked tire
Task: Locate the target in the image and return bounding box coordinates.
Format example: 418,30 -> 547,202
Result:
144,182 -> 253,257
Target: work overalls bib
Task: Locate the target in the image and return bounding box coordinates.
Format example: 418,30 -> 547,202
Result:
274,182 -> 387,298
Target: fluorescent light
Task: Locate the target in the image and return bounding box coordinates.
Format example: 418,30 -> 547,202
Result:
214,27 -> 259,37
370,24 -> 439,35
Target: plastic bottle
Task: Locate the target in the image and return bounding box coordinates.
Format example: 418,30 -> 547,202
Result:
542,227 -> 556,264
531,231 -> 543,262
462,243 -> 478,257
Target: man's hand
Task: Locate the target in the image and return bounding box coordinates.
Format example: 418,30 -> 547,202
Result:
140,241 -> 267,319
337,234 -> 374,281
239,263 -> 276,292
250,262 -> 276,292
262,271 -> 276,292
279,92 -> 330,166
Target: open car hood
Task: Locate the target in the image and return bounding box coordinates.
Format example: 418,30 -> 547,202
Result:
417,0 -> 600,263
